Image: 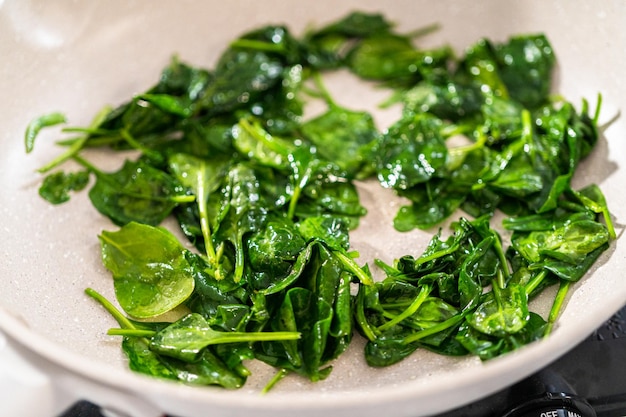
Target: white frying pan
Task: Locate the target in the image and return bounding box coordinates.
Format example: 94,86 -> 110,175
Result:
1,1 -> 625,416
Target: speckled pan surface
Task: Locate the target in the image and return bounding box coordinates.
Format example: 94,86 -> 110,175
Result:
1,1 -> 625,416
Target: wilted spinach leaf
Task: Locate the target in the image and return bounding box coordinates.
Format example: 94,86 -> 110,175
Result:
493,34 -> 555,109
300,103 -> 380,179
99,222 -> 195,318
38,170 -> 90,204
214,163 -> 268,283
86,158 -> 193,226
377,113 -> 448,190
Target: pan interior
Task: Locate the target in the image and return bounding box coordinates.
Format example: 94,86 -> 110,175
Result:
1,1 -> 625,416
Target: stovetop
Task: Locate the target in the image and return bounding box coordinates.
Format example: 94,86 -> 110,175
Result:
57,306 -> 626,417
436,305 -> 626,417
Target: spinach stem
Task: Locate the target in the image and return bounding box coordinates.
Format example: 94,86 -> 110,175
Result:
62,134 -> 122,147
119,128 -> 161,161
230,39 -> 286,54
413,243 -> 460,266
195,163 -> 218,262
287,183 -> 302,220
603,207 -> 617,240
593,93 -> 603,125
489,230 -> 511,280
521,109 -> 533,144
234,363 -> 252,378
405,22 -> 441,39
207,330 -> 303,344
261,368 -> 289,394
108,328 -> 155,337
85,288 -> 137,330
171,195 -> 197,204
492,277 -> 504,311
109,327 -> 301,344
61,127 -> 111,136
37,106 -> 111,173
544,280 -> 571,337
495,270 -> 506,293
72,154 -> 101,175
378,285 -> 431,332
525,270 -> 548,296
233,235 -> 246,283
446,131 -> 487,172
403,314 -> 465,344
333,251 -> 374,286
354,287 -> 378,341
311,71 -> 339,109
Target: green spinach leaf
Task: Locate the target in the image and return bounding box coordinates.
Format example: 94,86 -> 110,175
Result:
99,222 -> 195,318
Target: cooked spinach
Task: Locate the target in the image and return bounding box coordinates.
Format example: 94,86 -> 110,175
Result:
24,112 -> 67,153
81,157 -> 194,226
99,222 -> 196,318
26,11 -> 616,390
38,170 -> 89,204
